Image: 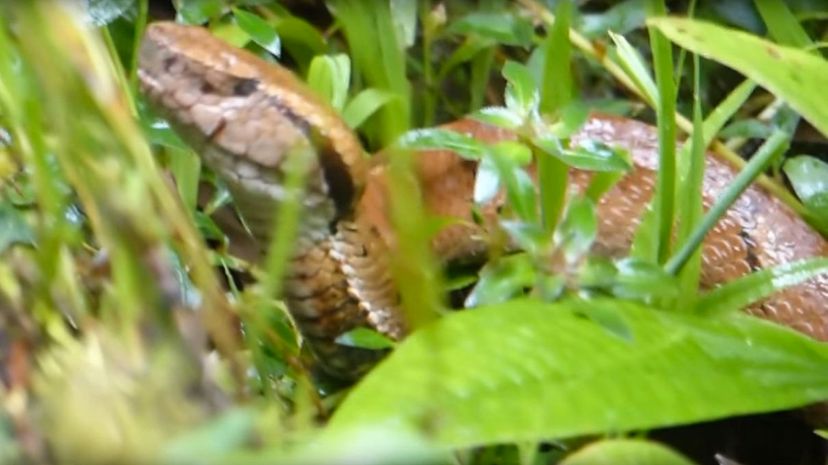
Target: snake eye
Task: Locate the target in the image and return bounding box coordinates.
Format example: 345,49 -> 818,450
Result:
233,78 -> 258,96
162,56 -> 177,71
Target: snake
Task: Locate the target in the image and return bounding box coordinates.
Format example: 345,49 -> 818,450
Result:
137,22 -> 828,379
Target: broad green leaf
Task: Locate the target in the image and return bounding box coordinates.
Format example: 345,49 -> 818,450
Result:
232,8 -> 281,57
561,439 -> 697,465
330,298 -> 828,448
783,155 -> 828,227
696,257 -> 828,317
648,17 -> 828,137
306,54 -> 351,111
342,88 -> 398,129
397,128 -> 488,160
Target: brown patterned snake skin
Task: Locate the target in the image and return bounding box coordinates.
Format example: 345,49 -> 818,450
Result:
138,22 -> 828,379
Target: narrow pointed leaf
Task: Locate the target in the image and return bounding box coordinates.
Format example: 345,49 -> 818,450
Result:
695,258 -> 828,316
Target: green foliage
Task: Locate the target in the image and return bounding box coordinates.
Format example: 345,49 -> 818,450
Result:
649,17 -> 828,137
330,298 -> 828,447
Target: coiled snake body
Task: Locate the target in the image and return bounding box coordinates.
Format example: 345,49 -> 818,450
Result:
138,22 -> 828,379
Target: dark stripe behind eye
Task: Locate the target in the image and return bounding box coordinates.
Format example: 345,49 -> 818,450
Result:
317,141 -> 355,221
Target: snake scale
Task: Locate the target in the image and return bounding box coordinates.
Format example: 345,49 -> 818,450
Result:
138,22 -> 828,379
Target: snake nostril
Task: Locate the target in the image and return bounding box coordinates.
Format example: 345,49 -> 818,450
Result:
200,81 -> 216,94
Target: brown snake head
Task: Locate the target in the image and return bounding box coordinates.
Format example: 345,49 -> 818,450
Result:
138,22 -> 367,234
139,22 -> 404,378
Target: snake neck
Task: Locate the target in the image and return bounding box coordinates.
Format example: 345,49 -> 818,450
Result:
222,163 -> 406,377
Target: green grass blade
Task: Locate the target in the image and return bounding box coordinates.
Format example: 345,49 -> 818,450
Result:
536,151 -> 568,234
256,144 -> 314,301
329,298 -> 828,448
342,88 -> 399,129
535,0 -> 572,235
695,258 -> 828,317
674,55 -> 705,309
330,0 -> 410,145
540,0 -> 572,113
666,130 -> 790,275
696,79 -> 756,148
647,0 -> 677,264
